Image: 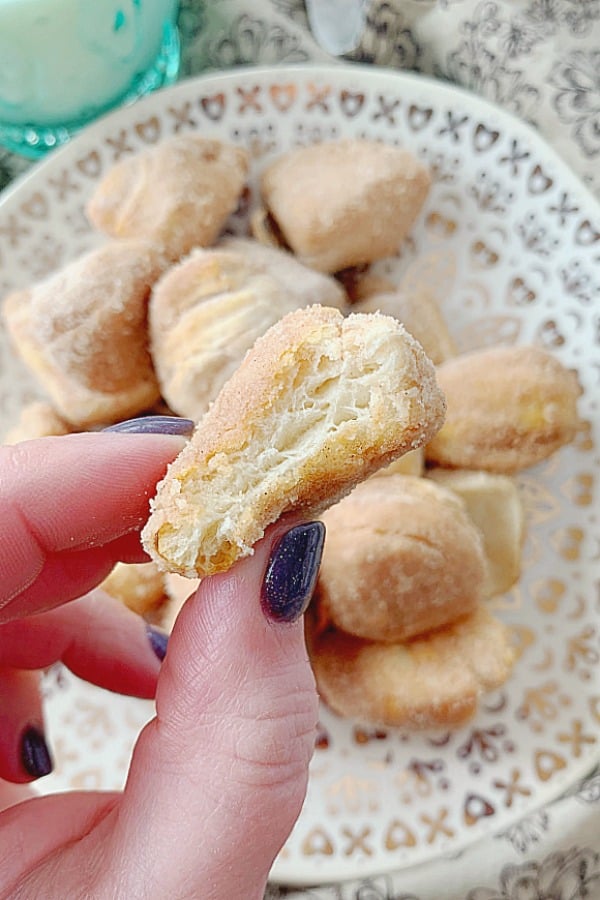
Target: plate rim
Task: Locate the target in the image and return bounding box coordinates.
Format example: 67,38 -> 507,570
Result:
1,62 -> 599,221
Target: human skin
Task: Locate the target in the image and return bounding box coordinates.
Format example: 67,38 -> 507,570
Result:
0,433 -> 319,899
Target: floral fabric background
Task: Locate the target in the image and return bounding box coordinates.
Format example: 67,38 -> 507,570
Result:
1,1 -> 598,897
173,0 -> 600,204
0,0 -> 599,199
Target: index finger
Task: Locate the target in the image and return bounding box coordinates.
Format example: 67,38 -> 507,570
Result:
0,432 -> 184,620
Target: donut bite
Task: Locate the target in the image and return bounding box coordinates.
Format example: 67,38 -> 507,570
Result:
427,469 -> 525,599
2,240 -> 168,427
426,345 -> 581,473
308,607 -> 514,729
86,135 -> 249,261
100,562 -> 167,618
142,305 -> 446,578
149,240 -> 345,420
258,139 -> 431,273
317,475 -> 486,643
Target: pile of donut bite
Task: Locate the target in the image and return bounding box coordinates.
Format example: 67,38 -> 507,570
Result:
2,133 -> 581,730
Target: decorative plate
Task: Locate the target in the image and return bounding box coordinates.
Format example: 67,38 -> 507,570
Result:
0,65 -> 598,888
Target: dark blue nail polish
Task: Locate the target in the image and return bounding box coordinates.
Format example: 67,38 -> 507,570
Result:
103,416 -> 195,437
262,522 -> 325,623
146,624 -> 168,662
20,726 -> 53,779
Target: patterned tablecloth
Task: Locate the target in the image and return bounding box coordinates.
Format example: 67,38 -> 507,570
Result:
1,2 -> 598,898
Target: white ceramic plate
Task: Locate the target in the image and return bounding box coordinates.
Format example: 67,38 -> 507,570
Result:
0,65 -> 598,888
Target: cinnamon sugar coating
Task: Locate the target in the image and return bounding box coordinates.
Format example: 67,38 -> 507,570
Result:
86,135 -> 249,260
260,139 -> 431,273
3,240 -> 168,427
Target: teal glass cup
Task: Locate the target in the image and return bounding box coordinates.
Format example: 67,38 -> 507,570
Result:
0,0 -> 180,159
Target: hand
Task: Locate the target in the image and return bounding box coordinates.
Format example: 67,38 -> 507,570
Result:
0,427 -> 323,899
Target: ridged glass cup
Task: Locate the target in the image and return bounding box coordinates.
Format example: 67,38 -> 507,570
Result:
0,0 -> 180,158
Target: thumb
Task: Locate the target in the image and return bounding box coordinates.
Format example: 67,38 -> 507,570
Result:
100,520 -> 324,899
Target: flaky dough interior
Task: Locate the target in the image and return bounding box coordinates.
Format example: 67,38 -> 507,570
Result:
142,305 -> 445,578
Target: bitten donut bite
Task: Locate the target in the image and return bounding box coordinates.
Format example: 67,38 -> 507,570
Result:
425,345 -> 581,473
308,607 -> 515,728
142,305 -> 446,578
86,135 -> 249,260
259,139 -> 431,273
317,476 -> 486,643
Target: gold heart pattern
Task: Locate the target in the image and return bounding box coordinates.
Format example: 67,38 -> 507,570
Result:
269,83 -> 296,112
200,92 -> 226,121
339,89 -> 365,117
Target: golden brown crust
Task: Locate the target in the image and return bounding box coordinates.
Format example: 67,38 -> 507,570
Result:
86,135 -> 249,260
317,475 -> 486,642
425,345 -> 581,473
142,305 -> 446,577
2,240 -> 168,427
260,139 -> 431,273
307,607 -> 515,728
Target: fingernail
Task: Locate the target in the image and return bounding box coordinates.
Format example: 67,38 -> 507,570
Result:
20,725 -> 53,779
262,522 -> 325,623
103,416 -> 195,437
146,624 -> 168,662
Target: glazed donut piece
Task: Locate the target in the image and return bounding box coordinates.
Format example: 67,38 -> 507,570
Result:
142,305 -> 446,578
317,475 -> 486,643
86,135 -> 249,260
259,139 -> 431,273
308,608 -> 515,729
2,240 -> 168,427
425,345 -> 581,473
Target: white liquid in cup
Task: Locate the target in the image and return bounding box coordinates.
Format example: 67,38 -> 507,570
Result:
0,0 -> 179,126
